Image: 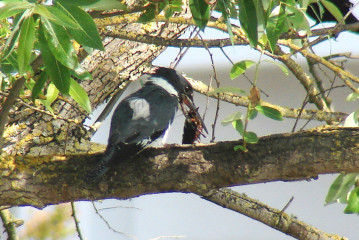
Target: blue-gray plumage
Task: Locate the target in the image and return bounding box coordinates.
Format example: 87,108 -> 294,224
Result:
90,67 -> 195,180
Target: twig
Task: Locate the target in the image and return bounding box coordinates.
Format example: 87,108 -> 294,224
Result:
71,202 -> 85,240
273,46 -> 332,118
91,201 -> 135,238
280,196 -> 294,214
150,236 -> 185,240
0,91 -> 91,129
219,46 -> 234,64
200,188 -> 347,240
199,33 -> 220,143
307,56 -> 331,107
292,93 -> 310,132
0,209 -> 19,240
171,27 -> 200,69
280,40 -> 359,86
98,205 -> 141,211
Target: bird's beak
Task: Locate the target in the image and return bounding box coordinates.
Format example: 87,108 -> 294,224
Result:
179,93 -> 208,143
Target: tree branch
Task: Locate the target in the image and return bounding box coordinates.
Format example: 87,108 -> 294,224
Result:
187,78 -> 347,123
0,127 -> 358,208
0,209 -> 20,240
96,15 -> 359,49
71,202 -> 84,240
201,188 -> 347,240
274,46 -> 332,116
280,40 -> 359,92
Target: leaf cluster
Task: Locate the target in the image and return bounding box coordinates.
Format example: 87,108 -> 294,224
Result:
0,0 -> 105,113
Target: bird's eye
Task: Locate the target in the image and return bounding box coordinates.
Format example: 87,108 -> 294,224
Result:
184,86 -> 191,93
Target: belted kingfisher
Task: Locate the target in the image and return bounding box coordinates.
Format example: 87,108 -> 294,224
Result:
90,67 -> 206,180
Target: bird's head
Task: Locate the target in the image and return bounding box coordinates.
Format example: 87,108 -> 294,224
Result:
152,67 -> 194,99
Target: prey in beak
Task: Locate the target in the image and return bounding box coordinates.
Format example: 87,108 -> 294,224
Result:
179,93 -> 208,144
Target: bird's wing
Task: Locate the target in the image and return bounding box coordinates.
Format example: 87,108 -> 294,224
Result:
108,85 -> 178,149
89,86 -> 178,181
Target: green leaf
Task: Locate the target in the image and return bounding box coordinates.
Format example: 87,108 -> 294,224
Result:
71,67 -> 93,80
263,59 -> 288,75
211,86 -> 246,95
248,108 -> 258,120
232,119 -> 244,135
284,4 -> 310,36
0,55 -> 17,74
344,187 -> 359,214
56,0 -> 100,6
238,0 -> 258,47
266,4 -> 287,52
300,0 -> 310,9
165,7 -> 174,19
41,16 -> 78,69
189,0 -> 210,30
234,144 -> 247,151
46,82 -> 60,105
53,2 -> 104,50
0,1 -> 32,20
255,105 -> 283,121
84,0 -> 127,11
222,111 -> 243,125
216,0 -> 236,45
254,0 -> 266,37
164,1 -> 183,19
69,78 -> 92,113
138,4 -> 157,23
31,70 -> 48,101
1,10 -> 29,60
1,51 -> 18,73
325,173 -> 358,204
230,60 -> 256,79
346,92 -> 359,102
40,99 -> 54,114
17,15 -> 35,74
38,23 -> 70,94
243,131 -> 258,143
319,0 -> 343,23
33,5 -> 78,29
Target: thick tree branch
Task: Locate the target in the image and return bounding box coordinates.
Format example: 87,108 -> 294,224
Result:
0,127 -> 358,209
201,188 -> 346,240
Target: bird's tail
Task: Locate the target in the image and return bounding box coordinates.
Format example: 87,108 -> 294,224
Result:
87,146 -> 116,182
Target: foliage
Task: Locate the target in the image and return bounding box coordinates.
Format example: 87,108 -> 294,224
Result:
0,0 -> 102,113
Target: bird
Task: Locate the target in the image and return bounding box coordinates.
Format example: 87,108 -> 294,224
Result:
89,67 -> 206,180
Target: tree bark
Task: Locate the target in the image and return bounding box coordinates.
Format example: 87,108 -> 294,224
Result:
0,127 -> 358,208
